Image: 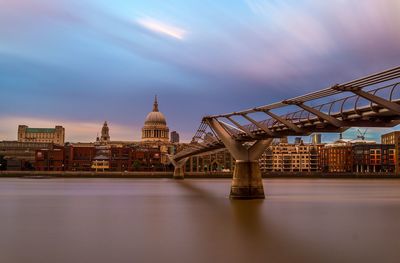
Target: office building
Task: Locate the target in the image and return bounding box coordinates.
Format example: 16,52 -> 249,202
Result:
18,125 -> 65,145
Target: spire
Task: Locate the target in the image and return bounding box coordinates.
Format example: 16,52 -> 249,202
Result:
153,95 -> 159,112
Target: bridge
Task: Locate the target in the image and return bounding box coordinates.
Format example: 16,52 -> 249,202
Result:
169,66 -> 400,199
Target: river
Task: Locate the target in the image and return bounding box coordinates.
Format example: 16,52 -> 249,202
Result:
0,178 -> 399,263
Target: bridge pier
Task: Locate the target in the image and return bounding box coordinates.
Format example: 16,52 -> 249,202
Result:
207,118 -> 272,199
173,165 -> 185,179
231,160 -> 264,199
168,156 -> 188,180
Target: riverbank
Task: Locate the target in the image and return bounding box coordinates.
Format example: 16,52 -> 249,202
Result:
0,171 -> 399,179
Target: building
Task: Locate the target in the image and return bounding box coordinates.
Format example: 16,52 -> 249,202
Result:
185,149 -> 234,173
320,139 -> 395,173
170,131 -> 180,143
0,141 -> 56,170
352,144 -> 395,173
57,142 -> 166,172
381,131 -> 400,174
140,96 -> 175,164
280,137 -> 288,144
142,96 -> 169,143
35,146 -> 65,171
64,143 -> 96,171
0,155 -> 6,170
109,145 -> 131,171
311,133 -> 322,144
294,137 -> 302,144
259,142 -> 320,173
319,144 -> 353,172
91,144 -> 110,171
18,125 -> 65,145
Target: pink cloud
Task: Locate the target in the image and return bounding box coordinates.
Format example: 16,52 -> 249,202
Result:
0,116 -> 194,143
0,116 -> 140,142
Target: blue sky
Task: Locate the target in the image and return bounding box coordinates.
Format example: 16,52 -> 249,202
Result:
1,0 -> 400,142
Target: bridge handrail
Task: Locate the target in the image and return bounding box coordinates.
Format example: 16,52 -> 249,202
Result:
206,66 -> 400,118
226,81 -> 400,134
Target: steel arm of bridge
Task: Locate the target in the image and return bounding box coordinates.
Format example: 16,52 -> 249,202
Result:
225,116 -> 256,139
333,85 -> 400,114
240,114 -> 278,136
167,154 -> 188,179
287,102 -> 343,127
353,90 -> 400,114
263,110 -> 303,133
206,118 -> 272,161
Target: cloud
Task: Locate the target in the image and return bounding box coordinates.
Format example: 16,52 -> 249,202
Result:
0,0 -> 83,26
1,0 -> 400,144
0,116 -> 141,142
136,17 -> 186,40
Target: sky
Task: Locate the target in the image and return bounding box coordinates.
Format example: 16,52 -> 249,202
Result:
1,0 -> 400,142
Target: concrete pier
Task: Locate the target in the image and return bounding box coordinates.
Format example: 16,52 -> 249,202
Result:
206,118 -> 272,199
230,160 -> 264,199
168,156 -> 188,180
173,166 -> 185,180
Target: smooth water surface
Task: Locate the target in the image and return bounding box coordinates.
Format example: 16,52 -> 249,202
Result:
0,178 -> 400,263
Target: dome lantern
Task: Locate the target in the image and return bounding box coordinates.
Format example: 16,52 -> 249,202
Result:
153,95 -> 159,112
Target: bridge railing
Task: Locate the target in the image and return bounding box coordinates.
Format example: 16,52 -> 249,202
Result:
234,81 -> 400,135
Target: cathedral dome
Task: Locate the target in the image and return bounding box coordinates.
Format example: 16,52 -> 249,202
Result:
144,96 -> 167,125
144,111 -> 166,125
142,96 -> 169,143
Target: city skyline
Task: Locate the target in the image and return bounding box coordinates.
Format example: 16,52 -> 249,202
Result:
2,2 -> 400,262
1,0 -> 400,142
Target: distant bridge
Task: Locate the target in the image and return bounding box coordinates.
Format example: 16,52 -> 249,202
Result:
170,66 -> 400,199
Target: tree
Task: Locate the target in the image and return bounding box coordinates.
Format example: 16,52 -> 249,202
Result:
132,160 -> 142,171
0,155 -> 6,170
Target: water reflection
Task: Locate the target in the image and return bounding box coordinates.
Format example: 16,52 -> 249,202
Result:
0,178 -> 399,263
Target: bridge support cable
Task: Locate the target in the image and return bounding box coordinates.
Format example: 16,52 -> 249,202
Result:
206,118 -> 273,199
333,85 -> 400,114
263,110 -> 303,133
191,121 -> 209,143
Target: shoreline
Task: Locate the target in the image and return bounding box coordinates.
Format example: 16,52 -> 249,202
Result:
0,171 -> 399,179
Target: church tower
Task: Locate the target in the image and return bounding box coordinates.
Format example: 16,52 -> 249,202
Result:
101,121 -> 110,142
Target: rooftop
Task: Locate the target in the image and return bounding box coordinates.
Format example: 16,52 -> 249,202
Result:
26,128 -> 56,133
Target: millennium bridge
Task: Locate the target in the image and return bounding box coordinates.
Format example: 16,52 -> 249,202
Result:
170,66 -> 400,199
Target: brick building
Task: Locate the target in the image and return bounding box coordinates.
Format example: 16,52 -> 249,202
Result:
35,147 -> 65,171
319,144 -> 353,172
34,143 -> 165,172
64,143 -> 96,171
320,141 -> 395,173
381,131 -> 400,174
